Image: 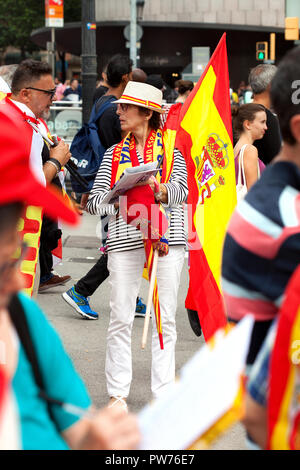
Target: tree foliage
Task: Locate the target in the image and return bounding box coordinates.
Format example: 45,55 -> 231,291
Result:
0,0 -> 81,57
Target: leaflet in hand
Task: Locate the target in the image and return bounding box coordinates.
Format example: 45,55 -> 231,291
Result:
100,161 -> 160,206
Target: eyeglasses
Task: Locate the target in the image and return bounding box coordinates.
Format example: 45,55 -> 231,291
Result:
25,87 -> 57,99
118,103 -> 132,112
0,242 -> 28,279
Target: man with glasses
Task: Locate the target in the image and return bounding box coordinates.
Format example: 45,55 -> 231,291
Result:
5,59 -> 72,296
10,59 -> 70,185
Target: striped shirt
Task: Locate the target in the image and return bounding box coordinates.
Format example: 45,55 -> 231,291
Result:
222,161 -> 300,322
86,144 -> 188,252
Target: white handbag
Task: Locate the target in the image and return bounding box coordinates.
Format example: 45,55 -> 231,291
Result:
236,144 -> 248,203
236,144 -> 261,203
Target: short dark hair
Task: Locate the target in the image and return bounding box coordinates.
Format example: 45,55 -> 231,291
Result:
146,74 -> 164,91
176,80 -> 194,95
271,46 -> 300,146
11,59 -> 52,94
232,103 -> 266,140
106,54 -> 132,88
137,107 -> 161,131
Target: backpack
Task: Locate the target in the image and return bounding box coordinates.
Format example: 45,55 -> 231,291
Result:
70,96 -> 115,193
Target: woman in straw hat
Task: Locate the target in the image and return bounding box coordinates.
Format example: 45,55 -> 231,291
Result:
87,81 -> 188,410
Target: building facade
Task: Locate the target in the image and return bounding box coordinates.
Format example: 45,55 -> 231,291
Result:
96,0 -> 285,28
31,0 -> 295,89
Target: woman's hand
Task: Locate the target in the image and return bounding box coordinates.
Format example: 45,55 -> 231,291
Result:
135,176 -> 168,203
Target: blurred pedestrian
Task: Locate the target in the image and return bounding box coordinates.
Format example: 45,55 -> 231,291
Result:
243,264 -> 300,450
93,65 -> 109,103
132,68 -> 147,83
146,74 -> 173,126
237,80 -> 246,104
8,59 -> 72,297
63,78 -> 81,101
0,99 -> 141,450
175,80 -> 194,104
222,45 -> 300,371
232,103 -> 267,192
55,79 -> 69,101
249,64 -> 282,164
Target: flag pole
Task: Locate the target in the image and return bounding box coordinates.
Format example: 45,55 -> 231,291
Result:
141,249 -> 159,349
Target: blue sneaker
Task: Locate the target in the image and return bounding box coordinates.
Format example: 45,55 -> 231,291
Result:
135,296 -> 147,318
62,287 -> 98,320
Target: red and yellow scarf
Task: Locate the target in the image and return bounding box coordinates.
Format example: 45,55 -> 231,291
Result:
111,128 -> 173,188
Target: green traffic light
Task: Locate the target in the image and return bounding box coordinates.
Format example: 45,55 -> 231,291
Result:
258,52 -> 265,60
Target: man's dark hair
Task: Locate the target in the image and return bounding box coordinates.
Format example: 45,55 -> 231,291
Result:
11,59 -> 52,94
106,54 -> 132,88
271,46 -> 300,146
146,74 -> 164,91
177,80 -> 194,95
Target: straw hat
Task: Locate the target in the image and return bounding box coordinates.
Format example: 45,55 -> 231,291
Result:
114,81 -> 164,113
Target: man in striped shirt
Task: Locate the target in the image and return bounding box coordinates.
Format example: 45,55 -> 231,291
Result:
222,45 -> 300,367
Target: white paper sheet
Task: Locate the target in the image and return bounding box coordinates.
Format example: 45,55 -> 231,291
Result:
100,161 -> 159,206
138,315 -> 254,450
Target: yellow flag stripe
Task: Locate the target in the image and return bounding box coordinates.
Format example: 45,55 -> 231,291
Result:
181,66 -> 237,288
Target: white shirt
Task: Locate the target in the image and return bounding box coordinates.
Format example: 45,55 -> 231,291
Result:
0,77 -> 11,94
10,100 -> 46,186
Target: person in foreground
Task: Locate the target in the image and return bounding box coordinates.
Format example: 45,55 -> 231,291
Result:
238,45 -> 300,450
222,45 -> 300,369
0,97 -> 140,450
87,81 -> 188,410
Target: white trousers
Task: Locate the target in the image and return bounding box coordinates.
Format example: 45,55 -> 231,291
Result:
106,246 -> 185,399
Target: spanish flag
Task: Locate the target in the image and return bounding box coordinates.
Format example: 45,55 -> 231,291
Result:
267,265 -> 300,450
176,33 -> 236,340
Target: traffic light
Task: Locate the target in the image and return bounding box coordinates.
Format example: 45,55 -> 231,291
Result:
256,42 -> 268,61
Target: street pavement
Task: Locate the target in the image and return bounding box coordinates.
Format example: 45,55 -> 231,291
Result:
37,211 -> 247,450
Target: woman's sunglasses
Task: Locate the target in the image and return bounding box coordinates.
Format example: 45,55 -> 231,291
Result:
118,103 -> 132,112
